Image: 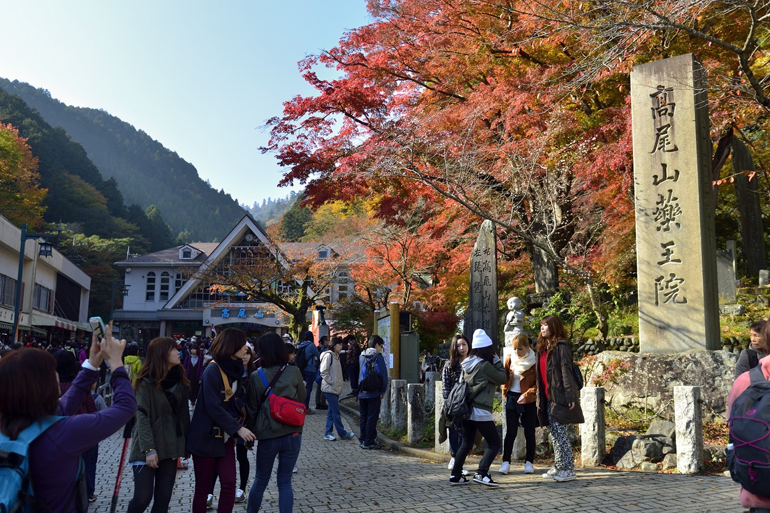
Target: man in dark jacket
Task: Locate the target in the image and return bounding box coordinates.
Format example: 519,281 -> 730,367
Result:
358,335 -> 389,450
296,331 -> 320,413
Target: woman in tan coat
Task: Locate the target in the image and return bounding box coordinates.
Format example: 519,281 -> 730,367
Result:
320,336 -> 356,441
498,334 -> 537,475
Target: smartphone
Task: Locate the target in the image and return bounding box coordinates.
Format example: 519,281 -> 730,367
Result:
89,316 -> 106,339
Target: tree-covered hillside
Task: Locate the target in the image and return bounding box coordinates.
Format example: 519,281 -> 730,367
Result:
0,78 -> 246,242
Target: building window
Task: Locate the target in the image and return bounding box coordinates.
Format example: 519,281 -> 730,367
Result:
146,272 -> 156,301
182,248 -> 192,259
318,249 -> 328,259
159,272 -> 170,301
0,274 -> 16,307
175,273 -> 183,294
33,284 -> 53,313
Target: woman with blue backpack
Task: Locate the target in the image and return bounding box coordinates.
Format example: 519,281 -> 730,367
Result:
0,326 -> 136,513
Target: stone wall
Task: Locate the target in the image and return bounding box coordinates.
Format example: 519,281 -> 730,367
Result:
582,350 -> 737,422
575,335 -> 750,357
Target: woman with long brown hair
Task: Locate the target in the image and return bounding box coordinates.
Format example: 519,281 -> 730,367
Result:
127,337 -> 190,513
441,334 -> 469,471
535,315 -> 584,483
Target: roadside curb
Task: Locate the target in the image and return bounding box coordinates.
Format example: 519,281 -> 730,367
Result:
338,401 -> 482,465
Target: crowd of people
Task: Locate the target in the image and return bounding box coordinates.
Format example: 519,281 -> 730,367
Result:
12,311 -> 767,510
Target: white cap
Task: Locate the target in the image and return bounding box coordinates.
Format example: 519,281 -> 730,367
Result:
472,329 -> 493,349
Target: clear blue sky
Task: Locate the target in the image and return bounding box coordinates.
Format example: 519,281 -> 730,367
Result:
1,1 -> 370,207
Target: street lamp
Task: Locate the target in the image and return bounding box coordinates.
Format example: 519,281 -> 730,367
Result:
110,282 -> 130,320
13,223 -> 60,343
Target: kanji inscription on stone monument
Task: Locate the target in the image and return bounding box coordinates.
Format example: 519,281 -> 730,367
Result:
464,220 -> 498,344
631,54 -> 720,353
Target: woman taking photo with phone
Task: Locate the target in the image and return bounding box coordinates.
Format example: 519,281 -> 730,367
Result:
187,328 -> 256,513
0,325 -> 136,512
126,337 -> 190,513
536,315 -> 584,483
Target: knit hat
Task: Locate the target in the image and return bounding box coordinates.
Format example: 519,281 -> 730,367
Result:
471,329 -> 493,349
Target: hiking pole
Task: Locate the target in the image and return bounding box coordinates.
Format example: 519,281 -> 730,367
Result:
110,418 -> 134,513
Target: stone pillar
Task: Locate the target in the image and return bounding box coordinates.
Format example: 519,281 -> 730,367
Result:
407,384 -> 424,444
631,54 -> 720,353
674,386 -> 702,474
463,219 -> 498,344
379,378 -> 391,425
580,387 -> 606,467
390,379 -> 408,432
424,371 -> 439,412
435,381 -> 450,453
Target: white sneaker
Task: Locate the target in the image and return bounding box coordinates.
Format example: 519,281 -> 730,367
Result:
524,461 -> 534,474
553,470 -> 576,482
206,494 -> 213,509
234,489 -> 245,503
324,434 -> 336,441
292,466 -> 298,474
498,461 -> 510,474
472,473 -> 499,487
447,457 -> 455,470
542,468 -> 558,479
461,469 -> 472,477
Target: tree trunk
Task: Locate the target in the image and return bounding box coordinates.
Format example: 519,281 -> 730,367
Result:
585,280 -> 609,339
732,138 -> 767,276
528,242 -> 559,293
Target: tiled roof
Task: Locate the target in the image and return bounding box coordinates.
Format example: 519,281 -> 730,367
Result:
116,243 -> 220,265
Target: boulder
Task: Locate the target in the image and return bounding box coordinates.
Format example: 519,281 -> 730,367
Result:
639,462 -> 659,472
645,420 -> 676,441
584,351 -> 738,422
632,438 -> 664,463
719,304 -> 745,316
661,453 -> 677,470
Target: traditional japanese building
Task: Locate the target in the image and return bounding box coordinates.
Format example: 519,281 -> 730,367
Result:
112,214 -> 357,346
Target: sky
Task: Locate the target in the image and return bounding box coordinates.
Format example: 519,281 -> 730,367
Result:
1,1 -> 371,207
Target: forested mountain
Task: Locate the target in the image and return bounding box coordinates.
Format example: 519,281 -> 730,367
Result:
243,192 -> 297,226
0,78 -> 246,242
0,87 -> 176,250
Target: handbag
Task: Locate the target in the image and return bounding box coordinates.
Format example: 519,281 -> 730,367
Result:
258,366 -> 306,427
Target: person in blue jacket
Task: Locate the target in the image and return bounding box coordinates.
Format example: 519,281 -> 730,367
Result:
357,335 -> 389,450
295,331 -> 320,413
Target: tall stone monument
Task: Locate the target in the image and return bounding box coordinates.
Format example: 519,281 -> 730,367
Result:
464,220 -> 498,344
631,54 -> 720,353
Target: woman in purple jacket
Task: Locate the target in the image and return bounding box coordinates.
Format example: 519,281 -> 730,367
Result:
0,328 -> 137,512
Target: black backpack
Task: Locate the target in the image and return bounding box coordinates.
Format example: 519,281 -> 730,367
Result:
728,365 -> 770,496
359,355 -> 384,392
294,344 -> 309,372
444,373 -> 472,422
572,362 -> 584,390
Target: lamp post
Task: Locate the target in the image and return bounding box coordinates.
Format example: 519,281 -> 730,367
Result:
110,282 -> 130,320
13,223 -> 60,343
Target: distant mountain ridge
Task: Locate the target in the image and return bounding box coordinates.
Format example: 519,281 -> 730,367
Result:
0,78 -> 246,242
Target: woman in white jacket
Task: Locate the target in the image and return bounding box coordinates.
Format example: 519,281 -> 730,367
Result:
320,337 -> 356,441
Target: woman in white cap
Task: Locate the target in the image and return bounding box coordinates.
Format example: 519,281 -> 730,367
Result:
449,329 -> 506,486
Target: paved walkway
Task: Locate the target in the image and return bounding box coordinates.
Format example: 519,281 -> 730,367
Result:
88,400 -> 745,513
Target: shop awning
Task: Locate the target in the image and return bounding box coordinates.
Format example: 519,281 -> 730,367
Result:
31,314 -> 79,332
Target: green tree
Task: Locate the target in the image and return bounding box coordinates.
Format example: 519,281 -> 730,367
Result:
278,196 -> 312,241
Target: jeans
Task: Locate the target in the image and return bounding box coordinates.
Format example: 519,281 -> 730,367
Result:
452,419 -> 501,476
448,421 -> 461,457
502,394 -> 537,463
247,433 -> 302,513
83,444 -> 98,496
126,458 -> 178,513
358,396 -> 381,446
192,438 -> 236,513
348,362 -> 360,392
323,393 -> 348,437
302,371 -> 315,409
236,443 -> 250,491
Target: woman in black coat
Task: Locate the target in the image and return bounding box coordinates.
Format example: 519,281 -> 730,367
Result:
535,315 -> 583,483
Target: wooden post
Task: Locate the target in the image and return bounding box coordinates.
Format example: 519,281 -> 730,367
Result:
389,302 -> 400,378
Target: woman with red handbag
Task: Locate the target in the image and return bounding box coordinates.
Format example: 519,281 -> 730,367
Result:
246,332 -> 306,513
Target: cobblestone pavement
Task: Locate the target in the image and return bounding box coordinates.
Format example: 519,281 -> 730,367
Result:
88,401 -> 744,513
